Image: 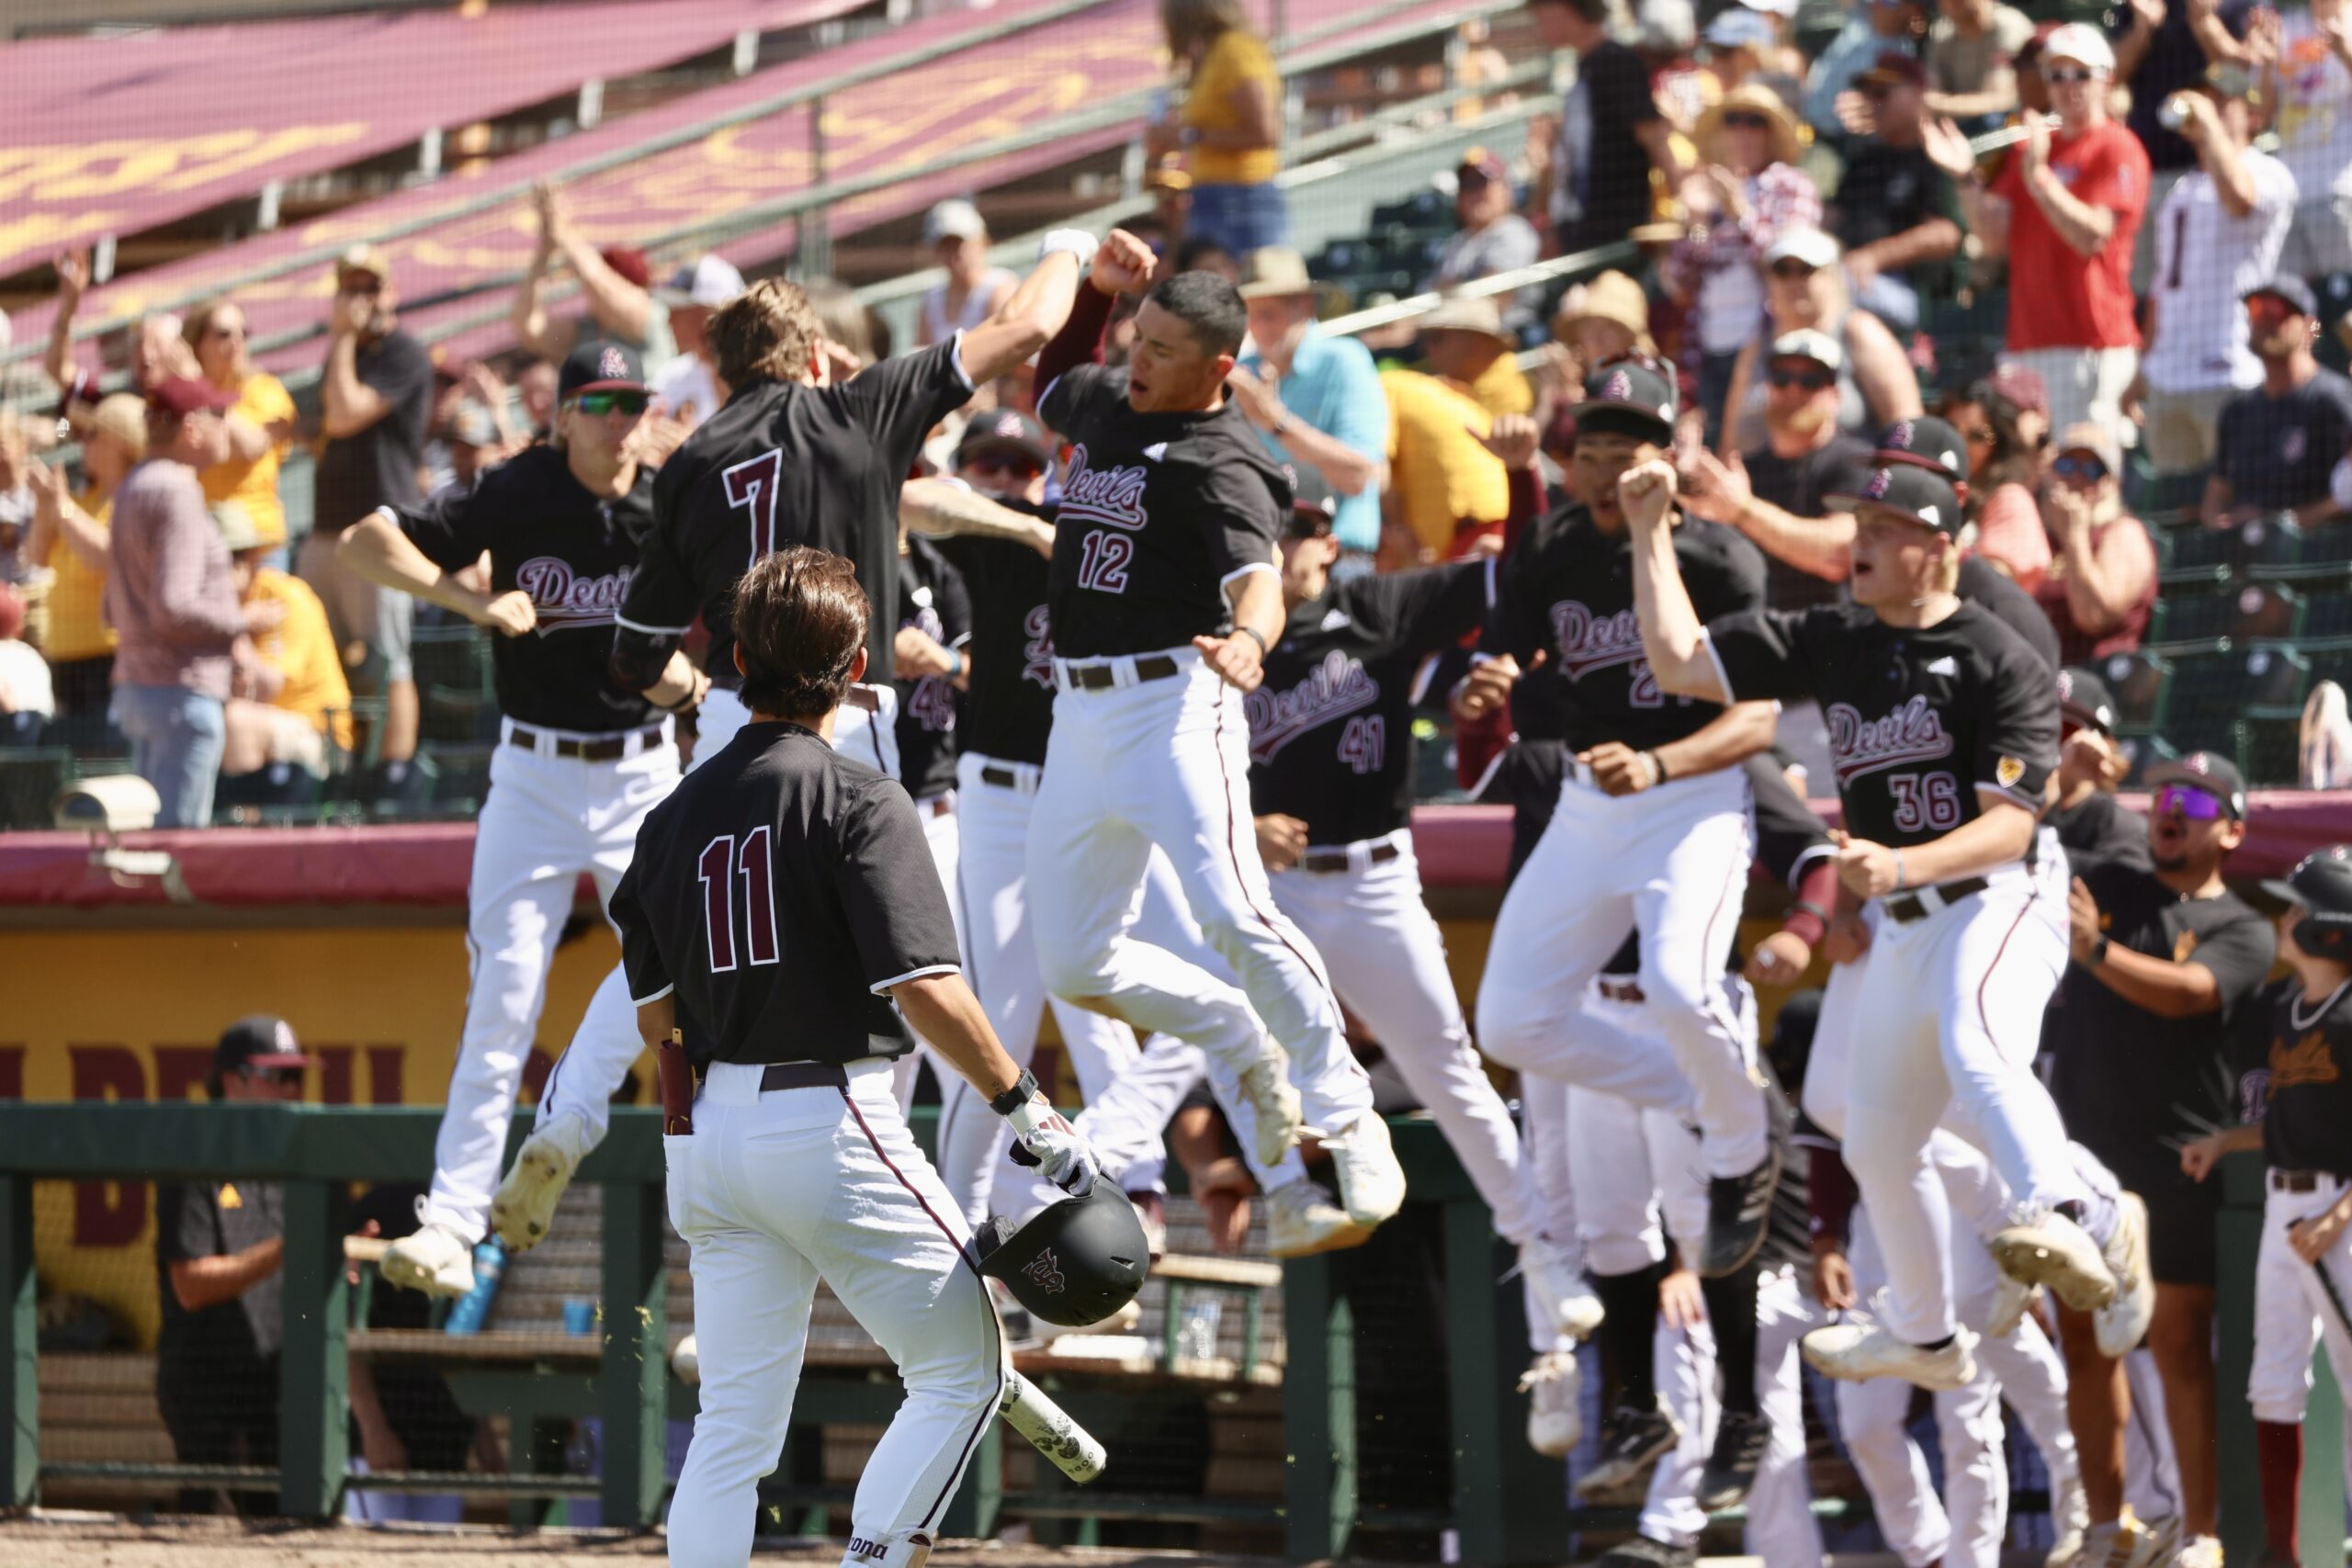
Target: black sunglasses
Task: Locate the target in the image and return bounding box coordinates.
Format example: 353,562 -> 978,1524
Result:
962,452 -> 1043,477
2045,66 -> 2096,84
1770,260 -> 1818,280
572,390 -> 650,416
1768,366 -> 1835,391
2052,454 -> 2108,481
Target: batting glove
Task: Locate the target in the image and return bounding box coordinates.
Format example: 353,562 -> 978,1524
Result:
1037,228 -> 1099,265
996,1071 -> 1102,1195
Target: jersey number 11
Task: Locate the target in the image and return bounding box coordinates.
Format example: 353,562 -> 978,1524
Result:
698,829 -> 780,973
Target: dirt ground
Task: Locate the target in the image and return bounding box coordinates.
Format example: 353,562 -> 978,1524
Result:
0,1515 -> 1277,1567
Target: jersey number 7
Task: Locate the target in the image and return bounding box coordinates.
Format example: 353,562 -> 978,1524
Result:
698,829 -> 780,973
723,449 -> 784,570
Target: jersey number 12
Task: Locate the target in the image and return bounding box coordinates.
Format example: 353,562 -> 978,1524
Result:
697,829 -> 780,973
1076,529 -> 1130,592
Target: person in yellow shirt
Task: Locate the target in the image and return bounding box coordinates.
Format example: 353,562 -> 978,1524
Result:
1380,367 -> 1511,565
1417,296 -> 1533,417
23,393 -> 145,716
218,503 -> 351,785
1151,0 -> 1287,254
186,299 -> 297,556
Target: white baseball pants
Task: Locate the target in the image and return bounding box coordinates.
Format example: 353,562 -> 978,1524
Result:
2124,1348 -> 2186,1528
891,790 -> 967,1115
1266,830 -> 1536,1242
1027,651 -> 1372,1134
1750,1264 -> 1828,1568
2250,1176 -> 2352,1427
1476,765 -> 1766,1179
1645,1310 -> 1721,1550
693,683 -> 899,779
422,728 -> 677,1243
1519,1070 -> 1581,1352
665,1059 -> 1001,1568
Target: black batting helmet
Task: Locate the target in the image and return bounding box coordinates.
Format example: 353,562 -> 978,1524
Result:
975,1179 -> 1149,1327
2263,845 -> 2352,955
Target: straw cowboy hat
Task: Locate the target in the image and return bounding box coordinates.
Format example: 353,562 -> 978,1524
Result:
1554,270 -> 1659,358
1695,85 -> 1804,168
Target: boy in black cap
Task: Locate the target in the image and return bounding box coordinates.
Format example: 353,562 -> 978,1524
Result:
2046,666 -> 2147,874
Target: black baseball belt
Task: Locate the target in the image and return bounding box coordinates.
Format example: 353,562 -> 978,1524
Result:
1883,876 -> 1990,924
1298,842 -> 1403,874
505,721 -> 666,761
759,1062 -> 850,1091
980,763 -> 1033,791
2274,1169 -> 2346,1192
1061,654 -> 1181,691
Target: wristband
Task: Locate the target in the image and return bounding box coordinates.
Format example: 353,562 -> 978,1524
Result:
1038,229 -> 1097,264
990,1068 -> 1043,1119
944,647 -> 965,679
1892,849 -> 1908,891
1238,626 -> 1270,657
1646,750 -> 1671,784
2091,934 -> 2111,968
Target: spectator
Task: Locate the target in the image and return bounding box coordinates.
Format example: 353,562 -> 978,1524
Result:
1827,53 -> 1968,332
176,299 -> 299,565
917,200 -> 1017,353
41,250 -> 197,438
1921,0 -> 2035,126
1553,269 -> 1659,376
1426,147 -> 1543,330
1696,7 -> 1781,100
441,403 -> 508,494
0,412 -> 30,546
2132,64 -> 2297,474
1666,85 -> 1821,436
516,358 -> 560,439
1230,248 -> 1389,573
2112,0 -> 2258,291
2204,276 -> 2352,527
509,183 -> 673,367
1528,0 -> 1688,258
2035,423 -> 2160,660
1679,329 -> 1875,612
1150,0 -> 1286,254
650,254 -> 746,429
344,1182 -> 471,1524
1984,358 -> 2053,455
1146,153 -> 1195,270
21,393 -> 144,716
1804,0 -> 1930,141
1939,378 -> 2051,589
1378,363 -> 1510,565
107,379 -> 257,828
1936,26 -> 2151,440
1175,235 -> 1241,283
218,502 -> 350,785
1720,227 -> 1920,453
2265,0 -> 2352,281
0,584 -> 51,745
1417,295 -> 1532,417
307,244 -> 432,780
2048,667 -> 2150,874
154,1016 -> 312,1513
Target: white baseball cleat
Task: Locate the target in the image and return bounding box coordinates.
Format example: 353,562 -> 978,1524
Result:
1238,1056 -> 1304,1168
2075,1515 -> 2173,1568
1321,1111 -> 1406,1228
379,1222 -> 477,1298
2093,1192 -> 2156,1358
1987,1271 -> 2042,1339
1801,1318 -> 1978,1392
1991,1203 -> 2116,1313
1265,1179 -> 1370,1258
1518,1349 -> 1582,1458
1518,1235 -> 1604,1341
490,1131 -> 579,1253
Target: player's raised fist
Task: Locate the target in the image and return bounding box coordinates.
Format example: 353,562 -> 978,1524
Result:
1451,652 -> 1532,722
472,589 -> 538,638
1090,230 -> 1158,296
1617,458 -> 1679,533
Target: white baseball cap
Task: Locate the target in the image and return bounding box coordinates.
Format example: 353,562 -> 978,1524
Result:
1764,227 -> 1842,270
657,254 -> 745,310
923,198 -> 989,243
2041,22 -> 2116,74
1769,329 -> 1844,373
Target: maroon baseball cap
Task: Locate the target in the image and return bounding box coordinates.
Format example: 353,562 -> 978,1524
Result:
600,246 -> 653,290
147,378 -> 238,418
1457,146 -> 1510,186
1985,363 -> 2051,416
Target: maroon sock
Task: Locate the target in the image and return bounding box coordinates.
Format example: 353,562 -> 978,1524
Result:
2256,1419 -> 2303,1562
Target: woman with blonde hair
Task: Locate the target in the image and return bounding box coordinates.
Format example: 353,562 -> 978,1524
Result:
22,393 -> 146,716
1149,0 -> 1287,254
183,297 -> 298,563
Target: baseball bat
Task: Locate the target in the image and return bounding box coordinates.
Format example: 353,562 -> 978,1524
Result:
999,1371 -> 1106,1484
2289,1217 -> 2352,1342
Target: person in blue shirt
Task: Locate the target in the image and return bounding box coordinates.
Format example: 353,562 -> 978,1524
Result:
1803,0 -> 1929,143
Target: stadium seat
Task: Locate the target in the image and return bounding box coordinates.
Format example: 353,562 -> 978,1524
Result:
2098,649 -> 2171,731
2162,519 -> 2273,583
2249,521 -> 2352,585
2306,590 -> 2352,641
417,742 -> 497,815
2147,588 -> 2238,649
2123,462 -> 2211,525
413,621 -> 500,744
0,749 -> 74,832
2162,639 -> 2310,761
213,762 -> 325,822
2117,732 -> 2179,790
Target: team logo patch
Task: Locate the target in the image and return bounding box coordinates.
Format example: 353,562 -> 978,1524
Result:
1601,369 -> 1632,401
1023,1248 -> 1069,1295
1861,468 -> 1894,501
598,344 -> 629,381
1996,755 -> 2025,788
1886,420 -> 1915,451
2284,427 -> 2309,464
2175,929 -> 2201,963
2185,751 -> 2213,774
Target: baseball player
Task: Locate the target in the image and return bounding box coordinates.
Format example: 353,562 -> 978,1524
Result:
334,342 -> 688,1293
1023,258 -> 1396,1224
1453,358 -> 1783,1279
610,547 -> 1102,1568
1623,451 -> 2128,1389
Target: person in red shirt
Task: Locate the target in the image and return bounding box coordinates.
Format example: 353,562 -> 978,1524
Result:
1929,23 -> 2151,439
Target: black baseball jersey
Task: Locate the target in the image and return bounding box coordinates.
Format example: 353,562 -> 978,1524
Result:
1035,364 -> 1289,659
1482,504 -> 1769,753
1249,559 -> 1492,845
155,1176 -> 285,1373
609,722 -> 961,1066
617,342 -> 976,689
2050,788 -> 2152,874
390,446 -> 661,733
1748,750 -> 1835,886
2231,976 -> 2352,1178
935,502 -> 1057,767
1957,555 -> 2062,673
894,536 -> 970,800
1708,601 -> 2056,848
2048,863 -> 2276,1190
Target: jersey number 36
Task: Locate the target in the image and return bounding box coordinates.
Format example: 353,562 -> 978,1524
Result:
1887,772 -> 1962,832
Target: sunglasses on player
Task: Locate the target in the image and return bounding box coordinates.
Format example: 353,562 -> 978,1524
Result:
961,452 -> 1044,479
1768,365 -> 1836,391
2154,784 -> 2228,820
572,390 -> 650,417
2052,454 -> 2108,482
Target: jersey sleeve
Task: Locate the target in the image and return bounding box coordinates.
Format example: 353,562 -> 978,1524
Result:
154,1182 -> 214,1267
1747,750 -> 1835,884
2188,908 -> 2280,1020
1036,363 -> 1112,438
839,341 -> 977,474
932,547 -> 974,648
1200,461 -> 1283,587
1479,525 -> 1547,663
613,473 -> 704,689
1349,558 -> 1494,662
836,779 -> 964,993
608,851 -> 675,1006
1687,530 -> 1770,622
1702,606 -> 1825,704
389,477 -> 494,572
1973,640 -> 2059,810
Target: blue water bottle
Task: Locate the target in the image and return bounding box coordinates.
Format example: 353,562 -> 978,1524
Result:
443,1238 -> 506,1336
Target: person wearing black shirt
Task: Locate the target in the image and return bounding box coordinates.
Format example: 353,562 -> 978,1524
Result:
1828,53 -> 1969,327
1529,0 -> 1685,255
610,546 -> 1102,1568
1023,257 -> 1404,1234
1629,451 -> 2132,1392
1454,358 -> 1782,1280
340,342 -> 690,1298
611,235 -> 1097,773
2045,667 -> 2148,874
154,1017 -> 310,1513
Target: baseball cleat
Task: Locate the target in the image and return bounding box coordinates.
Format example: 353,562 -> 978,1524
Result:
1591,1536 -> 1697,1568
1518,1348 -> 1582,1458
1518,1235 -> 1604,1340
1695,1408 -> 1770,1511
1988,1271 -> 2042,1339
2093,1191 -> 2155,1358
1574,1398 -> 1681,1499
1238,1056 -> 1304,1168
1321,1111 -> 1406,1228
1991,1203 -> 2116,1313
490,1131 -> 579,1252
1265,1179 -> 1370,1258
2174,1534 -> 2223,1568
2075,1516 -> 2172,1568
1700,1145 -> 1781,1278
379,1222 -> 477,1298
1801,1318 -> 1977,1391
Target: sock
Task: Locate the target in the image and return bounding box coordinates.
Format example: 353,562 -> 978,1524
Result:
1593,1261 -> 1664,1412
1917,1333 -> 1956,1352
2256,1420 -> 2302,1562
1700,1261 -> 1760,1418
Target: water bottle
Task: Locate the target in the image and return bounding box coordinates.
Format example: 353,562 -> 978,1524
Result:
1178,1295 -> 1223,1365
443,1238 -> 506,1336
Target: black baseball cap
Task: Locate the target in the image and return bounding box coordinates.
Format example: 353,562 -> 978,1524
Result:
2145,750 -> 2247,818
2262,844 -> 2352,916
214,1015 -> 317,1078
955,410 -> 1052,469
1827,461 -> 1962,534
1873,415 -> 1969,485
2057,666 -> 2117,734
1577,358 -> 1678,444
559,340 -> 650,400
2245,276 -> 2319,319
1286,493 -> 1338,540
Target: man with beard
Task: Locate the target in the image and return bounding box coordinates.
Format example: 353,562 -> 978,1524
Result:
2203,276 -> 2352,527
